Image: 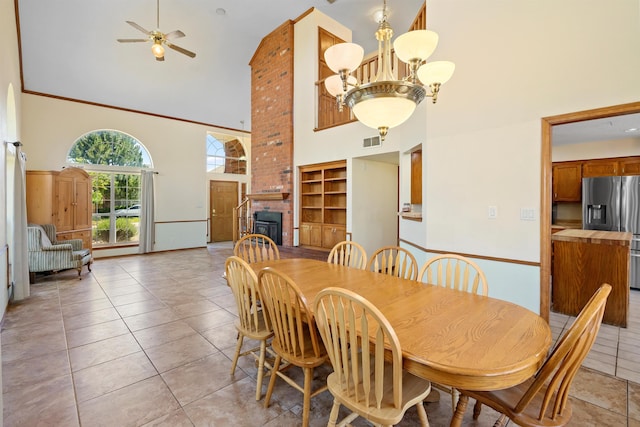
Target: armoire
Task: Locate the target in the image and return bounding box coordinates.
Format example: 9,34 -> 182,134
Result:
26,167 -> 93,250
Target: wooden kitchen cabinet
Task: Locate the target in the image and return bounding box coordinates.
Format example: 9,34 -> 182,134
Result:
299,160 -> 347,250
619,157 -> 640,175
552,161 -> 582,202
582,158 -> 619,177
410,149 -> 422,204
26,167 -> 93,250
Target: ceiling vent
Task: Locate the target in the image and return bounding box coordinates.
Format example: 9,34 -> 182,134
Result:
363,136 -> 381,148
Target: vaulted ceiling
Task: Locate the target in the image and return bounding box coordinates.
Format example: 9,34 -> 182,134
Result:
16,0 -> 423,132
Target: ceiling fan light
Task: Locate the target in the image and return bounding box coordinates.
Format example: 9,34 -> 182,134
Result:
417,61 -> 456,86
324,43 -> 364,74
393,30 -> 439,63
151,42 -> 165,58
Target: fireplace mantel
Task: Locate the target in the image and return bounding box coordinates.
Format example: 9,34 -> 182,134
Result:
247,193 -> 289,201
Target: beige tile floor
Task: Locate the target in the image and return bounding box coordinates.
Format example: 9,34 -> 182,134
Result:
2,243 -> 639,426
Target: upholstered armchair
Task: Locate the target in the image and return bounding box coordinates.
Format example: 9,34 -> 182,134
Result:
27,224 -> 92,283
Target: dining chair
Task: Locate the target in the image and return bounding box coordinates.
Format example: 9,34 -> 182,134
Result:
451,283 -> 612,427
418,253 -> 488,295
418,253 -> 488,411
327,240 -> 368,270
225,256 -> 274,401
367,245 -> 418,280
257,267 -> 329,427
234,233 -> 280,263
314,287 -> 432,427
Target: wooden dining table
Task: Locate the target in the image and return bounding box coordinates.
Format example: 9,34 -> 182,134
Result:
250,258 -> 552,391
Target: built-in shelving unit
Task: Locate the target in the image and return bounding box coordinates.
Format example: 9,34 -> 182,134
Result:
299,160 -> 347,250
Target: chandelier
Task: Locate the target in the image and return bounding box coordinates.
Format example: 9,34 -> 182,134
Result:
323,0 -> 455,141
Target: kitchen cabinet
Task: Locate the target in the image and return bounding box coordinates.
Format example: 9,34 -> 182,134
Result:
619,157 -> 640,175
551,229 -> 630,327
552,161 -> 582,202
582,158 -> 619,177
26,168 -> 93,250
299,160 -> 347,249
410,150 -> 422,204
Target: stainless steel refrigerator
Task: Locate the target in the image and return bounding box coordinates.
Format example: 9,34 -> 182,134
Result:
583,175 -> 640,290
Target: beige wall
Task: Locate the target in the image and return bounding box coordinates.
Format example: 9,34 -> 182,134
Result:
21,94 -> 250,256
294,1 -> 640,313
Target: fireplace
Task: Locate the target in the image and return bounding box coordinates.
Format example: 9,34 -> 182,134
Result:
253,211 -> 282,245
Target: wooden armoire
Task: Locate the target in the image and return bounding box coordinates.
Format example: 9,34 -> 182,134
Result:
26,167 -> 92,250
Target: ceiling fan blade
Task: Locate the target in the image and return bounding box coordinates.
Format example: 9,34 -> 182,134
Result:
164,30 -> 185,40
117,38 -> 149,43
126,21 -> 151,35
165,41 -> 196,58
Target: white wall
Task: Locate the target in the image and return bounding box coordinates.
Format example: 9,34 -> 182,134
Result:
351,158 -> 398,256
553,137 -> 640,162
21,94 -> 249,257
294,1 -> 640,314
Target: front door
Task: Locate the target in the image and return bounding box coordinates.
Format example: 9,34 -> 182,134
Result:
210,181 -> 238,242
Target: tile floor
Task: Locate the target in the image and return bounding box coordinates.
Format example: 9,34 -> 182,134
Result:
2,243 -> 639,426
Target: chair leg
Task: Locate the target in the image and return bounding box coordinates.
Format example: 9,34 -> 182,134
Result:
416,401 -> 430,427
328,400 -> 340,427
450,394 -> 468,427
87,260 -> 92,272
451,388 -> 460,413
230,333 -> 244,375
255,340 -> 267,401
302,367 -> 313,427
493,414 -> 508,427
473,399 -> 482,420
263,354 -> 281,409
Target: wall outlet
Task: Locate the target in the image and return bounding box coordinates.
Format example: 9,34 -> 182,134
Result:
488,206 -> 498,219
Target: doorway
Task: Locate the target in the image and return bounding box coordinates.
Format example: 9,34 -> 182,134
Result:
540,101 -> 640,321
210,180 -> 238,242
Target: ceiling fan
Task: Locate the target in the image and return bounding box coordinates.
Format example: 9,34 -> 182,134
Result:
117,0 -> 196,61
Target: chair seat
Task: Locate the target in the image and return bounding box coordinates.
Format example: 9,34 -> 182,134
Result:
234,315 -> 273,341
72,249 -> 91,261
328,367 -> 431,426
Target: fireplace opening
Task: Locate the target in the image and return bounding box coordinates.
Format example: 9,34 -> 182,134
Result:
253,211 -> 282,245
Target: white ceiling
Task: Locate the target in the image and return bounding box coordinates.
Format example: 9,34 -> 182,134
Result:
16,0 -> 423,132
552,113 -> 640,146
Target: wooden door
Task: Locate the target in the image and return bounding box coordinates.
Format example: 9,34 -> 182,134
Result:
210,181 -> 238,242
552,162 -> 582,201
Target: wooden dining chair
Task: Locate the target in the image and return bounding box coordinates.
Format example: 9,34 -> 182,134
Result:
327,240 -> 368,270
314,287 -> 432,427
367,245 -> 419,280
418,253 -> 488,295
257,267 -> 329,427
451,283 -> 612,427
234,233 -> 280,263
418,253 -> 488,411
225,256 -> 274,401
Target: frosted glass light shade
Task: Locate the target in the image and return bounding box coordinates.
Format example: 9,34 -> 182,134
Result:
324,75 -> 356,96
151,43 -> 165,58
393,30 -> 439,63
324,43 -> 364,73
352,97 -> 417,130
417,61 -> 455,86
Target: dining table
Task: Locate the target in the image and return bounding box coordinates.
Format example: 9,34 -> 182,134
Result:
249,258 -> 552,391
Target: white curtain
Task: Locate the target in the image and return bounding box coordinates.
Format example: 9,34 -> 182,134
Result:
12,148 -> 29,300
139,170 -> 155,253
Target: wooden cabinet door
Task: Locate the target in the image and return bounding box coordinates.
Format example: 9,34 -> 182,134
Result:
620,157 -> 640,175
552,162 -> 582,202
410,150 -> 422,204
300,224 -> 322,247
74,176 -> 92,230
55,175 -> 75,232
582,159 -> 618,177
322,225 -> 346,249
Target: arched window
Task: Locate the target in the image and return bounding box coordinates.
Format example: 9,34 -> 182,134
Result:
68,130 -> 152,247
207,133 -> 247,174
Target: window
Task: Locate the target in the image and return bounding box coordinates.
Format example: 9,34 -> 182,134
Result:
207,133 -> 247,174
67,130 -> 152,247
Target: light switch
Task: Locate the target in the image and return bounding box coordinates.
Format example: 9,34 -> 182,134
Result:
488,206 -> 498,219
520,208 -> 535,221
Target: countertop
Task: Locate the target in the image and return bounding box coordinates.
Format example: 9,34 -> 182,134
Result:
551,229 -> 632,246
